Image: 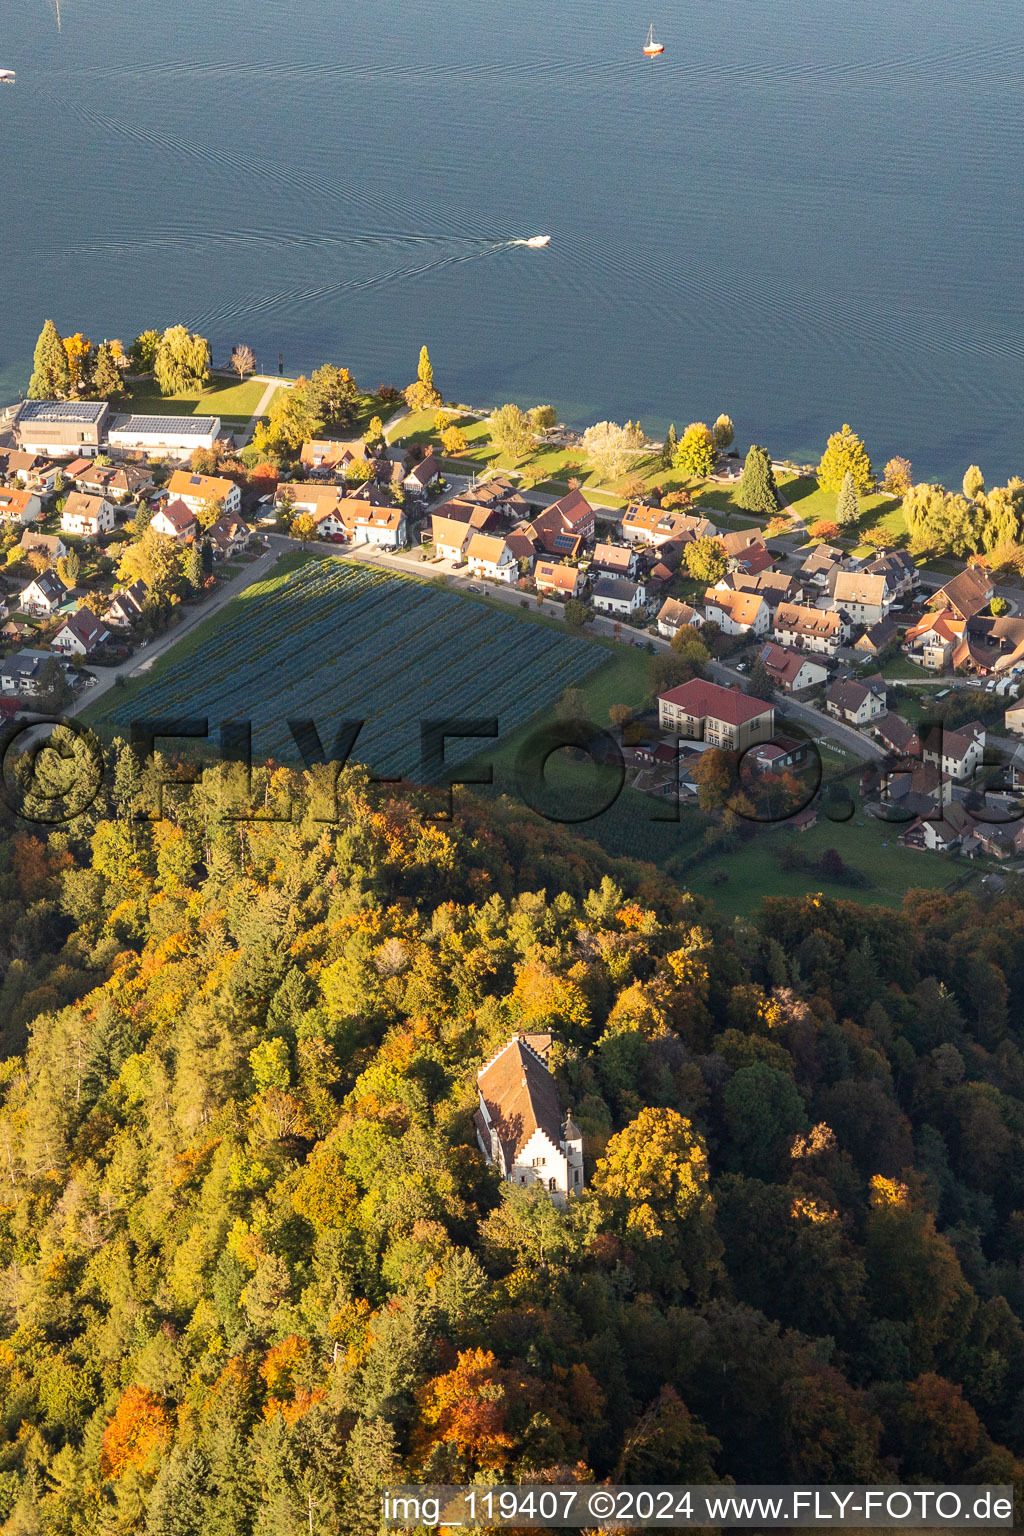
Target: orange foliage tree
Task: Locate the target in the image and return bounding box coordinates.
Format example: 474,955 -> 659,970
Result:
99,1385 -> 172,1477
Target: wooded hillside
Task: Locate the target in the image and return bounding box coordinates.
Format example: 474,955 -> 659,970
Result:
0,742 -> 1021,1531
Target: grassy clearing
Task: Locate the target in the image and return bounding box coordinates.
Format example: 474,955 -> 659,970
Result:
126,377 -> 272,420
681,816 -> 960,916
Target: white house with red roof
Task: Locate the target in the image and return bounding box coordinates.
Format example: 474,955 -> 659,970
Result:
151,500 -> 199,542
52,605 -> 109,658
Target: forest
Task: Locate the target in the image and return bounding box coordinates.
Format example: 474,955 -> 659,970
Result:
0,737 -> 1021,1533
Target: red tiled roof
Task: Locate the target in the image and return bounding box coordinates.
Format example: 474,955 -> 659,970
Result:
659,677 -> 772,726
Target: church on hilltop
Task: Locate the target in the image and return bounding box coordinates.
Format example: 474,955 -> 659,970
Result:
474,1034 -> 584,1205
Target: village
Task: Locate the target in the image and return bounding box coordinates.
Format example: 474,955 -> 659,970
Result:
3,391 -> 1024,864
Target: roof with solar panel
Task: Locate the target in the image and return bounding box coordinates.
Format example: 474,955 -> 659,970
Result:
111,415 -> 220,435
16,400 -> 108,423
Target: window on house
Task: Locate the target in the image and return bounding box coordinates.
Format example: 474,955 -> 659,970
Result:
549,1178 -> 557,1191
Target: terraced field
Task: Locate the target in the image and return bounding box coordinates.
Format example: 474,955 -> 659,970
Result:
95,559 -> 604,780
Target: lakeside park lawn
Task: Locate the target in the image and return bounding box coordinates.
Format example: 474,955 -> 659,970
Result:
125,377 -> 278,422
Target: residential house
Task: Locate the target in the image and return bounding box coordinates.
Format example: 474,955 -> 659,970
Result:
531,489 -> 596,558
703,587 -> 769,637
403,452 -> 441,494
903,609 -> 963,670
874,712 -> 922,760
950,614 -> 1024,677
901,802 -> 975,854
465,532 -> 518,583
658,677 -> 775,751
108,415 -> 222,460
19,570 -> 68,616
275,483 -> 339,517
721,569 -> 801,609
831,570 -> 891,627
3,453 -> 61,494
74,463 -> 153,502
881,761 -> 949,816
620,503 -> 716,547
747,734 -> 812,775
865,549 -> 918,601
1010,742 -> 1024,789
644,559 -> 675,596
52,605 -> 109,657
166,470 -> 242,516
504,520 -> 539,572
150,500 -> 199,542
773,602 -> 848,655
104,579 -> 148,630
459,475 -> 532,523
591,576 -> 647,617
535,561 -> 584,600
719,529 -> 772,575
19,529 -> 66,563
208,515 -> 251,560
800,543 -> 850,590
475,1036 -> 584,1205
656,597 -> 702,640
61,491 -> 116,538
1005,701 -> 1024,737
430,511 -> 472,562
14,400 -> 110,457
971,818 -> 1024,860
0,650 -> 56,696
825,674 -> 887,726
927,567 -> 994,622
337,500 -> 407,548
0,486 -> 43,526
299,439 -> 364,474
591,542 -> 640,579
756,641 -> 829,692
922,721 -> 986,782
855,616 -> 900,656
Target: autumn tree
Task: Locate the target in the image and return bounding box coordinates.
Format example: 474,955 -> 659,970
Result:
528,403 -> 558,432
817,423 -> 873,493
881,455 -> 912,497
127,328 -> 160,373
963,464 -> 985,501
489,403 -> 534,464
29,319 -> 71,399
440,424 -> 468,457
405,345 -> 442,410
684,535 -> 727,584
735,444 -> 780,513
691,746 -> 734,812
100,1385 -> 172,1477
581,420 -> 647,481
154,325 -> 211,396
674,422 -> 716,479
229,343 -> 256,380
712,413 -> 735,451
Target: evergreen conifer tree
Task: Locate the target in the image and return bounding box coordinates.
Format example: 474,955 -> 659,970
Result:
735,444 -> 780,514
836,469 -> 860,526
28,319 -> 71,399
661,423 -> 678,468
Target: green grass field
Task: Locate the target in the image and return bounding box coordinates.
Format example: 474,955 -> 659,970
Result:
680,816 -> 964,916
126,377 -> 273,421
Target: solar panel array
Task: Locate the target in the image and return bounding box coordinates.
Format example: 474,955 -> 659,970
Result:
113,416 -> 219,435
18,400 -> 107,423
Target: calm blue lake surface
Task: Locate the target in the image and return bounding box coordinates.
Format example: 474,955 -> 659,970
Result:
2,0 -> 1022,480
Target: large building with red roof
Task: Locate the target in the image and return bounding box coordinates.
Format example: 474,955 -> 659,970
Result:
658,677 -> 775,751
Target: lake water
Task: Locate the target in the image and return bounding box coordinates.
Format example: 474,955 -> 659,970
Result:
2,0 -> 1023,481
